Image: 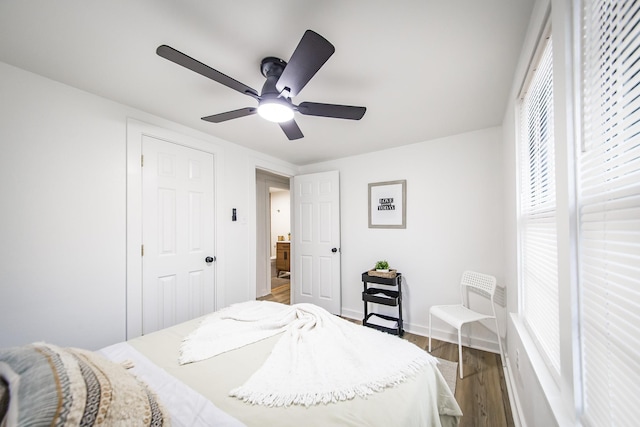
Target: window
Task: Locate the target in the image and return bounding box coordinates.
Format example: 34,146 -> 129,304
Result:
518,34 -> 561,375
580,0 -> 640,425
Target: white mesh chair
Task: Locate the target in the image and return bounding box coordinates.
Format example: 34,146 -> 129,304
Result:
428,271 -> 505,378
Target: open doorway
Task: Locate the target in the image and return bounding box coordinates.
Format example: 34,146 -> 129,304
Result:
255,169 -> 291,304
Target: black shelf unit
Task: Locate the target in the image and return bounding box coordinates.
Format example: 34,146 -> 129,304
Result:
362,271 -> 403,336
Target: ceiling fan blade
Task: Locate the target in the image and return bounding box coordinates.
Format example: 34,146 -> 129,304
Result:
275,30 -> 335,97
297,102 -> 366,120
279,119 -> 304,140
157,45 -> 259,99
201,107 -> 257,123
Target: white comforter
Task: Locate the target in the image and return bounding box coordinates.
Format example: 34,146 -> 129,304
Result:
179,301 -> 437,407
107,302 -> 462,427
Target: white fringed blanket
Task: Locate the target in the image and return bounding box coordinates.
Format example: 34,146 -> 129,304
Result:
179,301 -> 437,407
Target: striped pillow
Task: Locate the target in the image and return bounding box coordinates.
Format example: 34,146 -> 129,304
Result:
0,343 -> 169,426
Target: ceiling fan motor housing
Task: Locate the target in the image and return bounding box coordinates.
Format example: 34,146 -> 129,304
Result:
260,57 -> 288,98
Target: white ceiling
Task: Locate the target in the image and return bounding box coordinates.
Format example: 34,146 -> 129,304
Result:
0,0 -> 534,165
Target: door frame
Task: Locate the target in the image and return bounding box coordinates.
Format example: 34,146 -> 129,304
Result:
247,162 -> 297,302
255,169 -> 290,298
125,119 -> 222,339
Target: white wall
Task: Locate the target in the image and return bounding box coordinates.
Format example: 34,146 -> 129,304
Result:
0,61 -> 297,350
299,127 -> 505,350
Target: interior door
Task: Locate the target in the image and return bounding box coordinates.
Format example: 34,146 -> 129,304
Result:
142,136 -> 215,334
292,170 -> 341,314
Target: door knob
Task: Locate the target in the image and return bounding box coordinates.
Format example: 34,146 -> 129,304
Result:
331,248 -> 338,253
205,256 -> 215,263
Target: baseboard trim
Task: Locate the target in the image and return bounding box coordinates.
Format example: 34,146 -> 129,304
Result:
340,308 -> 361,322
340,308 -> 502,355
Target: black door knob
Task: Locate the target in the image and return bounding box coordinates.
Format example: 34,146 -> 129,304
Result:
205,256 -> 214,263
331,248 -> 338,253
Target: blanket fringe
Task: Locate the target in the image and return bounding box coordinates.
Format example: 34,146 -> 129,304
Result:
229,355 -> 432,407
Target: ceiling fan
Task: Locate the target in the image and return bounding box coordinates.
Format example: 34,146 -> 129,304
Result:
156,30 -> 366,140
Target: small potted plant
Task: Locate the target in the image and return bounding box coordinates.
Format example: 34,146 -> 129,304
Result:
375,260 -> 390,273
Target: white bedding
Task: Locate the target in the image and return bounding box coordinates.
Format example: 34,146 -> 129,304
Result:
180,301 -> 436,407
98,343 -> 246,427
103,304 -> 462,427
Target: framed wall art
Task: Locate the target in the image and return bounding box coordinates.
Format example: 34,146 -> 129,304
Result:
368,180 -> 406,229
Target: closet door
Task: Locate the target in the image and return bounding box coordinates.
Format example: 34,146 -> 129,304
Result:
141,136 -> 215,334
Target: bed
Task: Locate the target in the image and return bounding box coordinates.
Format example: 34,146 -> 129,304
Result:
0,301 -> 462,427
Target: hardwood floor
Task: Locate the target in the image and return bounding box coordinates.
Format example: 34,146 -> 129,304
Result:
257,283 -> 515,427
257,281 -> 291,304
406,332 -> 515,427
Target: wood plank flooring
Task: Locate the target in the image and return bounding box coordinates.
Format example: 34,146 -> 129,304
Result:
257,282 -> 291,304
257,282 -> 515,427
407,333 -> 515,427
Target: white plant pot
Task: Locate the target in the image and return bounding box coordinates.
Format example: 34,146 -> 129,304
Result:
376,269 -> 389,273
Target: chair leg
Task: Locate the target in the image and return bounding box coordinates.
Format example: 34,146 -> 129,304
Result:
458,327 -> 463,379
428,312 -> 432,352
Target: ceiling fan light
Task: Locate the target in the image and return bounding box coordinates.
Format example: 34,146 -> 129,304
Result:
257,100 -> 294,123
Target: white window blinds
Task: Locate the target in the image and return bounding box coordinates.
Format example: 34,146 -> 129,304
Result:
580,0 -> 640,425
518,36 -> 561,375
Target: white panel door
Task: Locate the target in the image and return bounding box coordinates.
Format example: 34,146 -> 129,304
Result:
292,170 -> 341,314
142,136 -> 215,334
